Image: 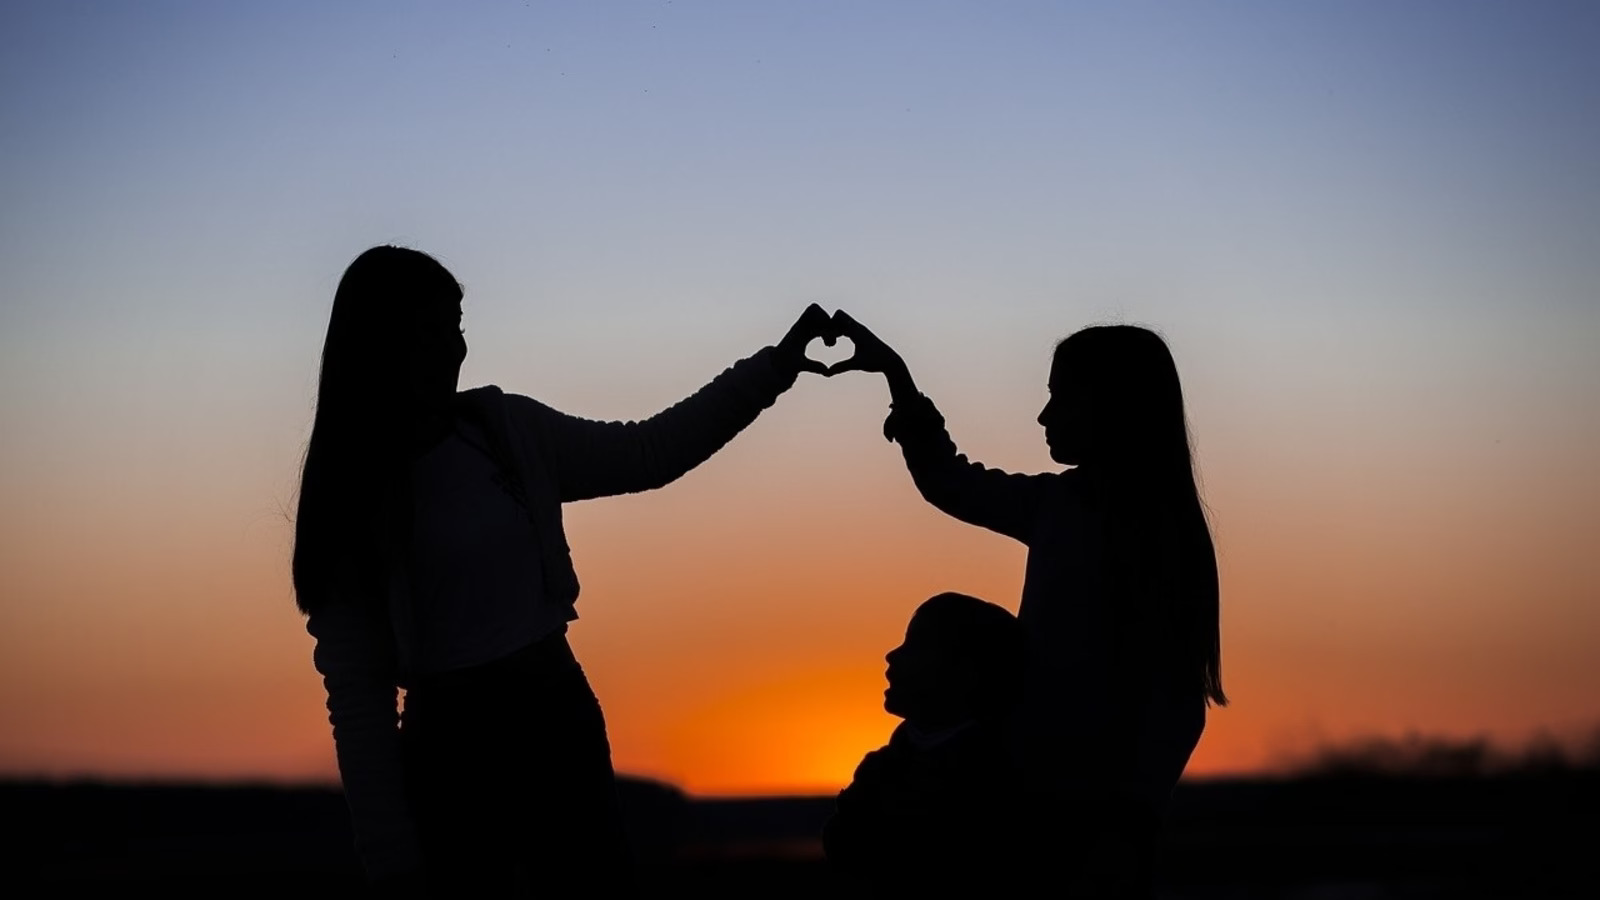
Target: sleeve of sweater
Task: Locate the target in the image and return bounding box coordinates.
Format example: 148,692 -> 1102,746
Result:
823,743 -> 900,878
304,598 -> 421,881
882,390 -> 1054,544
508,345 -> 798,502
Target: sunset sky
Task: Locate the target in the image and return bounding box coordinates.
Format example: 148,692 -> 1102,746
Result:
2,1 -> 1597,795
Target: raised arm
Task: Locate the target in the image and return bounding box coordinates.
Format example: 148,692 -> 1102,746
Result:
304,596 -> 420,882
830,311 -> 1051,543
518,304 -> 836,502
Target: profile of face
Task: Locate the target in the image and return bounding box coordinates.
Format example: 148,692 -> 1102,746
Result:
883,609 -> 976,729
406,290 -> 467,416
1040,327 -> 1191,472
1037,351 -> 1090,466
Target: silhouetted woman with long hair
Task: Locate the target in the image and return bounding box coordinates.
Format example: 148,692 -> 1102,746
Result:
829,313 -> 1225,898
293,246 -> 834,896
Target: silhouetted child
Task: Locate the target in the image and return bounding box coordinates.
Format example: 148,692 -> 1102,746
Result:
824,592 -> 1027,898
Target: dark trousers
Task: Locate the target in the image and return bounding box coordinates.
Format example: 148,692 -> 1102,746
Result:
400,632 -> 635,897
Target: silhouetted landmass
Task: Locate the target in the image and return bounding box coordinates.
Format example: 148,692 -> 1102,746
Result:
1153,731 -> 1599,897
1289,727 -> 1600,779
4,753 -> 1596,897
1162,771 -> 1596,897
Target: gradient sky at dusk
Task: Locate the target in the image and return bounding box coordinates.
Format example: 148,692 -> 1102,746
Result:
2,1 -> 1597,794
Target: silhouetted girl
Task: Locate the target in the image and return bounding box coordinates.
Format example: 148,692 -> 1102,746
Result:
292,246 -> 834,896
825,592 -> 1027,897
829,312 -> 1226,898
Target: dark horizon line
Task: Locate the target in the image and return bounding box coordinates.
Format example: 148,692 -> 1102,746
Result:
7,760 -> 1593,801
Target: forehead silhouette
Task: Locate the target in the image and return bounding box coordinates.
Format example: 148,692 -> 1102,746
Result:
909,592 -> 1018,653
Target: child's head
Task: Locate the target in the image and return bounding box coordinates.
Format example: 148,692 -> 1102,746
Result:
884,593 -> 1023,730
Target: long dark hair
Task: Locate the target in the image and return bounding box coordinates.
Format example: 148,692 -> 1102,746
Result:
1054,325 -> 1226,707
292,246 -> 461,614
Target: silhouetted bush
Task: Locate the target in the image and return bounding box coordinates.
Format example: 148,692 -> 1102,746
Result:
1291,724 -> 1600,778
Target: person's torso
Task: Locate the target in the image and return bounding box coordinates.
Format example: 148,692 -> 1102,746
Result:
1013,475 -> 1206,810
838,722 -> 1025,891
403,416 -> 569,674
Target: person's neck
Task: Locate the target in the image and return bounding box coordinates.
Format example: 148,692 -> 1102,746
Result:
409,408 -> 456,455
902,717 -> 978,749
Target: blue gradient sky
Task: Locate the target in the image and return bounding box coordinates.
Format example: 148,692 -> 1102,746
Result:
2,1 -> 1597,791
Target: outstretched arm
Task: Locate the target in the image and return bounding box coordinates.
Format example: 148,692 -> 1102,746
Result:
829,311 -> 1050,543
527,304 -> 837,502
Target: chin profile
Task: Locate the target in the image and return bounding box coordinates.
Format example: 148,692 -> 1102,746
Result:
883,688 -> 905,718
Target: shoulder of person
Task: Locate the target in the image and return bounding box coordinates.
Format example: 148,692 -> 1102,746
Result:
303,588 -> 384,637
1053,465 -> 1096,498
455,384 -> 508,414
1037,467 -> 1113,526
851,744 -> 898,779
456,385 -> 559,437
851,730 -> 922,781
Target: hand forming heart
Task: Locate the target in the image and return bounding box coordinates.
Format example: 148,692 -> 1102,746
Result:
778,304 -> 904,379
821,310 -> 904,377
804,334 -> 857,371
776,303 -> 840,376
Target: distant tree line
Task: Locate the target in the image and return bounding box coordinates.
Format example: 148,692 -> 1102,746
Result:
1290,724 -> 1600,778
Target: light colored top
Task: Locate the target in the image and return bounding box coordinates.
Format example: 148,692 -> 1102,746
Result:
303,346 -> 796,879
404,417 -> 566,675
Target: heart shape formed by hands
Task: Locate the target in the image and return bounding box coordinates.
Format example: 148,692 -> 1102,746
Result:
805,335 -> 857,372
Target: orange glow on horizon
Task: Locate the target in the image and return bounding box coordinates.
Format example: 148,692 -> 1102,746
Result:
2,356 -> 1596,797
657,664 -> 899,796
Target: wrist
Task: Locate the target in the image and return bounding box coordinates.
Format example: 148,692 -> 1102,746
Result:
766,344 -> 804,383
884,357 -> 914,396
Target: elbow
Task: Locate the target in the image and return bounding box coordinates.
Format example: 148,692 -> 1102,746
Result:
626,431 -> 710,492
910,475 -> 961,515
323,679 -> 398,735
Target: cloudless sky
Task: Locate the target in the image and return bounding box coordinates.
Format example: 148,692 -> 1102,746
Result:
2,1 -> 1597,794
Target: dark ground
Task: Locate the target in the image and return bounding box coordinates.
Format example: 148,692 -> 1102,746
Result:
3,768 -> 1595,898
